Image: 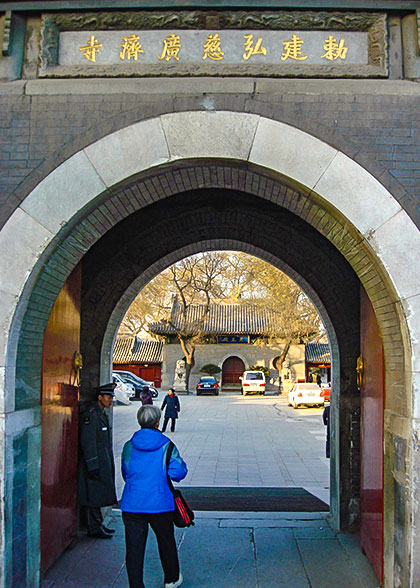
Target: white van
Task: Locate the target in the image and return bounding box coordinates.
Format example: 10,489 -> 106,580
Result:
240,371 -> 266,395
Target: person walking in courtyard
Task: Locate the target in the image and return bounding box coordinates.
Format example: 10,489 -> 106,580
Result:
121,405 -> 187,588
140,385 -> 153,405
78,382 -> 117,539
161,388 -> 181,432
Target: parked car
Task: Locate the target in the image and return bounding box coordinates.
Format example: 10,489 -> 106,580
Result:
196,376 -> 219,395
113,370 -> 159,399
320,384 -> 331,403
240,371 -> 266,395
288,382 -> 324,408
112,374 -> 136,399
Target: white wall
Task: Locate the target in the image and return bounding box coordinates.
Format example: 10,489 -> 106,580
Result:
161,341 -> 305,392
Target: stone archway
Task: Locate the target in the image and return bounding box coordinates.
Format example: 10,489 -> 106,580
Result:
0,111 -> 419,588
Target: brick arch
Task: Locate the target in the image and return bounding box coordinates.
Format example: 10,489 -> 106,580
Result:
8,113 -> 418,373
102,236 -> 338,383
219,353 -> 249,372
0,112 -> 419,588
9,95 -> 411,232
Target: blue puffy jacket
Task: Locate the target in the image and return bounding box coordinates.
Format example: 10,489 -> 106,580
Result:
120,428 -> 188,513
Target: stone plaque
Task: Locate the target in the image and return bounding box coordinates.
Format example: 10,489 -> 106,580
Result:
39,10 -> 387,78
59,29 -> 368,66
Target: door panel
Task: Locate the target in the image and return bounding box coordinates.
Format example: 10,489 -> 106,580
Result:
360,287 -> 384,584
141,366 -> 155,382
222,356 -> 245,385
41,265 -> 81,576
140,365 -> 162,388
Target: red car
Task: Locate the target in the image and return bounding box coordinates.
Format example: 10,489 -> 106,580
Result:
320,385 -> 331,403
196,377 -> 219,396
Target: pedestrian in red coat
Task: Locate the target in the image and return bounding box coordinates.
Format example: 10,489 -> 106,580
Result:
161,388 -> 180,432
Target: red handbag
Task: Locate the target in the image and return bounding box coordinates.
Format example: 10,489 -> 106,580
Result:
166,442 -> 195,528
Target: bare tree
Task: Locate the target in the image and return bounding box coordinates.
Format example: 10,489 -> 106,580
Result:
163,252 -> 227,391
119,251 -> 322,392
118,272 -> 172,336
249,264 -> 322,378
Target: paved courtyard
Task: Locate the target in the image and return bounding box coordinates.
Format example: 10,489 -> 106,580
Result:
113,392 -> 330,504
42,392 -> 380,588
42,510 -> 379,588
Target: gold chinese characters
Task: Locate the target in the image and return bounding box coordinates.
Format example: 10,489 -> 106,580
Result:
321,35 -> 348,60
243,34 -> 266,61
78,33 -> 349,64
120,34 -> 143,60
202,33 -> 224,61
281,34 -> 308,61
157,34 -> 181,61
79,35 -> 102,63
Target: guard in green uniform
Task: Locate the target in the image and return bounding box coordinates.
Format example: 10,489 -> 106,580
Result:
78,383 -> 118,539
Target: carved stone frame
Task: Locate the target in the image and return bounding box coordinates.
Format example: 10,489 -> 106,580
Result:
39,10 -> 388,78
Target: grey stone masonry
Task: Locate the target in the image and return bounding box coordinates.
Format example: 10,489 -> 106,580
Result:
1,78 -> 420,230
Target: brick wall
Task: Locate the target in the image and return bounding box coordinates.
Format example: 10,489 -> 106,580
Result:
1,80 -> 420,230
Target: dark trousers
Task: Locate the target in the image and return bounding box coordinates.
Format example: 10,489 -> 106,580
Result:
122,511 -> 179,588
162,417 -> 176,432
326,428 -> 330,458
82,506 -> 103,533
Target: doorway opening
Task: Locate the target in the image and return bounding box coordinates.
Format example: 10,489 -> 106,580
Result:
222,356 -> 245,390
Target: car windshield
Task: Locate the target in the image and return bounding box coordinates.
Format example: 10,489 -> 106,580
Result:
245,372 -> 264,380
298,383 -> 320,389
117,372 -> 144,385
200,377 -> 215,383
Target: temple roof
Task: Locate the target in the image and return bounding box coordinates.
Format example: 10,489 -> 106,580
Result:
305,343 -> 330,363
113,336 -> 163,363
149,300 -> 286,336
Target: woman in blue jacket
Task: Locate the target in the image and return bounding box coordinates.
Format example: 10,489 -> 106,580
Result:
121,404 -> 188,588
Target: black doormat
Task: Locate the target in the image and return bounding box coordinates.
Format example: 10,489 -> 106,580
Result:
177,487 -> 329,512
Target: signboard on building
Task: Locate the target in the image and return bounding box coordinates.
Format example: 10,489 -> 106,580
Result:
61,30 -> 367,66
218,335 -> 250,344
40,11 -> 387,78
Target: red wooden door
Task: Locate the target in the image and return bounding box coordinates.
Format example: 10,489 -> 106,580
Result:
222,356 -> 245,385
41,266 -> 81,576
360,287 -> 384,584
141,366 -> 156,383
141,365 -> 162,387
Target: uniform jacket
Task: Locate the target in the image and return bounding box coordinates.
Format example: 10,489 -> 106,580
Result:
120,428 -> 187,513
161,394 -> 180,419
78,401 -> 117,508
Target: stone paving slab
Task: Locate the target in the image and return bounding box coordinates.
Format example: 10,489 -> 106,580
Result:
195,511 -> 328,520
297,538 -> 368,588
254,528 -> 311,588
219,518 -> 329,529
179,526 -> 257,588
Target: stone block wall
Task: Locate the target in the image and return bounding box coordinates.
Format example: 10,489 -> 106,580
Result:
1,78 -> 420,233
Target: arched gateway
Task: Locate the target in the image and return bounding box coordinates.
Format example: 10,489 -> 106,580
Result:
1,111 -> 419,587
222,356 -> 246,388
